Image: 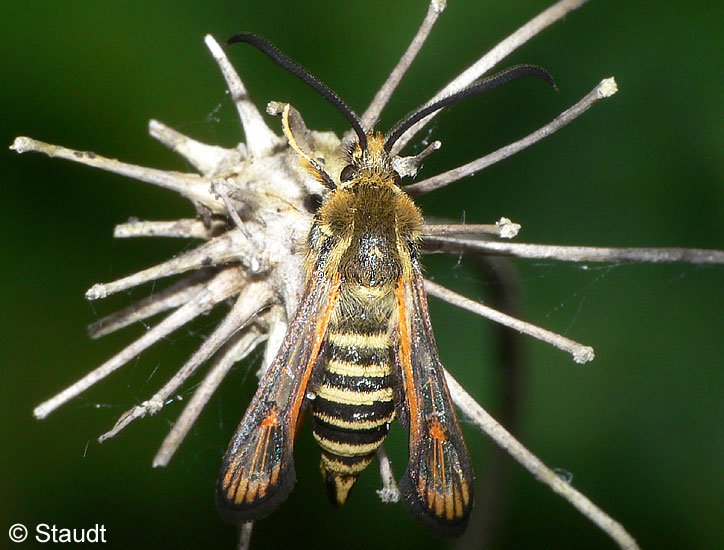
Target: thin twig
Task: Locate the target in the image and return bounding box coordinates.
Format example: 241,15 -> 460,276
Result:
10,137 -> 224,213
423,218 -> 520,239
392,0 -> 591,153
238,523 -> 253,550
445,371 -> 640,550
99,281 -> 273,442
88,271 -> 213,339
424,279 -> 594,363
375,446 -> 401,503
360,0 -> 447,131
424,237 -> 724,264
114,219 -> 223,240
406,78 -> 617,195
153,327 -> 267,467
149,119 -> 245,178
85,229 -> 256,300
34,268 -> 244,420
204,35 -> 279,157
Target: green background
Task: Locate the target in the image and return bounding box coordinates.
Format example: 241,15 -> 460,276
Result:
2,1 -> 722,549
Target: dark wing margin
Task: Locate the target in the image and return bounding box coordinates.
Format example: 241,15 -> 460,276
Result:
394,258 -> 474,537
216,268 -> 341,524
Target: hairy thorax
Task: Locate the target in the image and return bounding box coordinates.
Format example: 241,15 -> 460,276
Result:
311,179 -> 422,282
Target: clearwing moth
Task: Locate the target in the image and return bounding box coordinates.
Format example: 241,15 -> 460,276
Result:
216,32 -> 555,537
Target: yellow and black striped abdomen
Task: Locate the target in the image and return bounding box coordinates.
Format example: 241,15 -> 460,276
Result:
311,325 -> 395,506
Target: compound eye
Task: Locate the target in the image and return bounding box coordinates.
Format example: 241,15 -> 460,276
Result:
340,164 -> 357,182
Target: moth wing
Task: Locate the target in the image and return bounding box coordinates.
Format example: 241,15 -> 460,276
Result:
394,260 -> 474,537
217,270 -> 341,524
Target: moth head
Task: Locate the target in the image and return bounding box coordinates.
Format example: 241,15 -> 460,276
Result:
339,132 -> 400,190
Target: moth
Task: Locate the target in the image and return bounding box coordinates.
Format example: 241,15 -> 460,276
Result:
216,33 -> 555,537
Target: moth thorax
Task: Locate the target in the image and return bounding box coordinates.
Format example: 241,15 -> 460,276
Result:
343,231 -> 400,288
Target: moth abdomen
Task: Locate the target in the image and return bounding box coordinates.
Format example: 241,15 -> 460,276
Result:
311,322 -> 395,506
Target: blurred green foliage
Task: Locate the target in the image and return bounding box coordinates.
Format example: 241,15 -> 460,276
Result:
2,1 -> 722,549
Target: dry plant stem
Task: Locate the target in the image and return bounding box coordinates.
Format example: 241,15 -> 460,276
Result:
393,0 -> 590,153
204,34 -> 278,157
426,237 -> 724,265
238,523 -> 253,550
153,327 -> 267,467
445,372 -> 640,550
406,78 -> 617,195
88,271 -> 213,339
99,280 -> 274,442
149,119 -> 245,177
85,229 -> 255,300
375,446 -> 401,503
114,219 -> 219,240
359,0 -> 446,131
34,268 -> 245,420
423,224 -> 502,236
10,137 -> 224,213
423,220 -> 519,239
424,279 -> 595,364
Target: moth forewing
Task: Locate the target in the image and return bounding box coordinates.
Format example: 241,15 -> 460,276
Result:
216,263 -> 341,523
394,260 -> 474,537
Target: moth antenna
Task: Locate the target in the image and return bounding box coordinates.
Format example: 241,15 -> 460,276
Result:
384,64 -> 557,152
227,32 -> 368,151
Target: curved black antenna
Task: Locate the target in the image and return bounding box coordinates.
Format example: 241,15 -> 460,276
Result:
227,32 -> 368,150
384,64 -> 557,152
